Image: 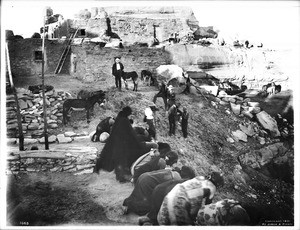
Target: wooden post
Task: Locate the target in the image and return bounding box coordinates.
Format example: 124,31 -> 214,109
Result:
5,42 -> 24,151
42,9 -> 49,149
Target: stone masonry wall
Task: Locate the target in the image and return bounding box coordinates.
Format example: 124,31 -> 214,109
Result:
7,39 -> 67,77
71,44 -> 172,82
109,16 -> 189,44
7,146 -> 98,175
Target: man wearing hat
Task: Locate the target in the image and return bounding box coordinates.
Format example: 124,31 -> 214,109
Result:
112,56 -> 124,90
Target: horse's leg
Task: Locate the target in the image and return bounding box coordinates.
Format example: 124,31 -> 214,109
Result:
63,106 -> 69,125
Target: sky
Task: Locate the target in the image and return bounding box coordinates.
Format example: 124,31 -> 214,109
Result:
1,0 -> 300,50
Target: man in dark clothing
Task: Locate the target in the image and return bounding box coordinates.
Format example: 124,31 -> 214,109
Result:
123,168 -> 181,216
182,74 -> 191,94
168,103 -> 179,136
153,81 -> 168,110
181,107 -> 189,138
112,57 -> 124,90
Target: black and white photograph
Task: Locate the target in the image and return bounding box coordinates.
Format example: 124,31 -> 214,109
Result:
1,0 -> 299,229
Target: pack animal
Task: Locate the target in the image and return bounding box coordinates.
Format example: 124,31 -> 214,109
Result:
262,83 -> 281,96
28,84 -> 54,94
141,70 -> 155,86
63,92 -> 105,125
122,71 -> 139,91
77,89 -> 105,99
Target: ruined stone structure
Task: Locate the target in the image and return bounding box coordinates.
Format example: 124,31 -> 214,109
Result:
7,39 -> 68,76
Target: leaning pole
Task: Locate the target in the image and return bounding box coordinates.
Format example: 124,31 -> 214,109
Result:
42,8 -> 49,149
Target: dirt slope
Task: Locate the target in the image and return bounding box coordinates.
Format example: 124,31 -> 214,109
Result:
7,73 -> 294,226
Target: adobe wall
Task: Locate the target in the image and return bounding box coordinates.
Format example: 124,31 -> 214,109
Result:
70,44 -> 172,82
7,39 -> 67,77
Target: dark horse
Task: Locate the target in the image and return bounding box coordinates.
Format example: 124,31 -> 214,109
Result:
77,89 -> 105,99
63,91 -> 106,125
141,70 -> 155,86
123,71 -> 139,91
262,83 -> 281,96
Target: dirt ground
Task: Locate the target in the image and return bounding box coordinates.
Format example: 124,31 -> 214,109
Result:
6,73 -> 294,226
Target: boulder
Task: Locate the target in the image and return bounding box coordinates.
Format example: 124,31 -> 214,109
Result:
18,99 -> 28,110
238,142 -> 288,169
256,111 -> 280,137
48,123 -> 58,129
64,131 -> 77,137
57,134 -> 72,143
16,138 -> 38,145
242,110 -> 254,119
28,123 -> 40,130
239,124 -> 255,136
232,130 -> 248,142
155,65 -> 186,85
38,135 -> 57,143
230,103 -> 241,115
199,85 -> 218,96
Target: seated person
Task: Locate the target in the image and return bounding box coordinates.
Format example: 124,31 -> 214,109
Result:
196,199 -> 250,226
123,167 -> 189,216
138,166 -> 196,225
157,172 -> 224,225
91,116 -> 115,142
131,149 -> 178,184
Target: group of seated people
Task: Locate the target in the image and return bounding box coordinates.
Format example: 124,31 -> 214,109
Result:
123,143 -> 251,226
94,106 -> 251,226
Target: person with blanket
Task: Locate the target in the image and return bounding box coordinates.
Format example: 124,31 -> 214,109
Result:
138,165 -> 196,225
131,149 -> 178,184
94,106 -> 144,182
157,172 -> 224,225
123,166 -> 192,216
196,199 -> 250,226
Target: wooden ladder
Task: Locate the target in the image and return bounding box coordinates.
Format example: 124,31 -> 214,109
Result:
54,28 -> 79,75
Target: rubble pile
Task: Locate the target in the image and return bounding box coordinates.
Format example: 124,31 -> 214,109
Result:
6,87 -> 68,138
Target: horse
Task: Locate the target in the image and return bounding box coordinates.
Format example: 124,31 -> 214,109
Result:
77,89 -> 105,99
28,84 -> 54,94
122,71 -> 139,91
262,83 -> 281,96
63,91 -> 106,125
141,70 -> 155,86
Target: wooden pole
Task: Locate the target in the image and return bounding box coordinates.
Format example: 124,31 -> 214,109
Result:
5,42 -> 24,151
42,10 -> 49,149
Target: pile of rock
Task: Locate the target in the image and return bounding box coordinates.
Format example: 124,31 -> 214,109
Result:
7,146 -> 98,175
238,142 -> 294,183
209,90 -> 284,145
6,88 -> 70,138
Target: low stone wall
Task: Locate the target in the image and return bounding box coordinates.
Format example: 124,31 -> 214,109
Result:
7,146 -> 98,175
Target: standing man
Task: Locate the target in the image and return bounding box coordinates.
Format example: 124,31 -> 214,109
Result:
181,107 -> 189,138
144,105 -> 157,141
153,81 -> 168,110
112,56 -> 124,90
168,103 -> 179,136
